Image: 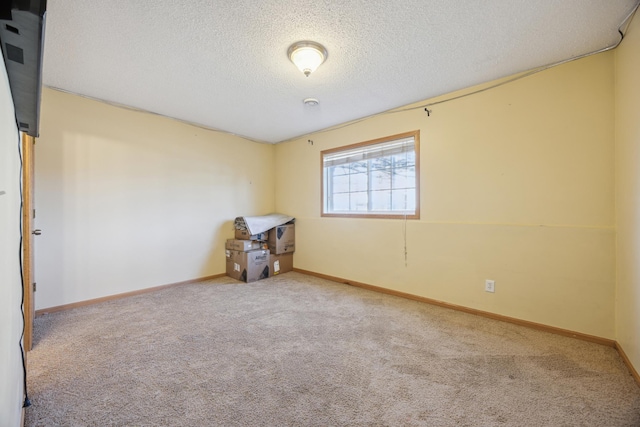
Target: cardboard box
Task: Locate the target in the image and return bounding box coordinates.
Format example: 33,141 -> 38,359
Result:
268,253 -> 293,277
267,223 -> 295,254
225,239 -> 267,252
234,229 -> 269,241
225,249 -> 270,283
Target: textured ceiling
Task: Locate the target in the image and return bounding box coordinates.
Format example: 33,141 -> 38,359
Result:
42,1 -> 639,144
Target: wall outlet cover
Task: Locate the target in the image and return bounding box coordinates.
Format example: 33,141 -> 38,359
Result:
485,280 -> 495,293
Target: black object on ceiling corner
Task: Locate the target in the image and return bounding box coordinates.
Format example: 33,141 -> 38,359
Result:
0,0 -> 47,137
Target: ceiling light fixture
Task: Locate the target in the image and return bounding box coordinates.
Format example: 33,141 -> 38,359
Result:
303,98 -> 319,106
288,41 -> 327,77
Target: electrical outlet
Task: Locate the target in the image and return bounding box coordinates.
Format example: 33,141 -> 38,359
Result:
485,279 -> 495,293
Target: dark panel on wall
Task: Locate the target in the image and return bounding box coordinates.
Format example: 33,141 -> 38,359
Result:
0,0 -> 47,137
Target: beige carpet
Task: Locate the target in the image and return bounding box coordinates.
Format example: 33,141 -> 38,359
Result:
25,272 -> 640,426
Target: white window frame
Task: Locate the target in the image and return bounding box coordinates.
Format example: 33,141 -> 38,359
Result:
321,130 -> 420,219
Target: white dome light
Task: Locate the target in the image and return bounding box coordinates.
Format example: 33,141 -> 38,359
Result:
288,41 -> 328,77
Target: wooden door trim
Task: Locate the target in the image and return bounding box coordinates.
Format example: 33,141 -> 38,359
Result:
22,133 -> 34,351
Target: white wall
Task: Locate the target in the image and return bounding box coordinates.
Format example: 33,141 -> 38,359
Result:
0,58 -> 26,425
35,88 -> 275,309
615,12 -> 640,375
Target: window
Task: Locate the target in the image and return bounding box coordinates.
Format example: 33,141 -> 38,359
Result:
321,130 -> 420,219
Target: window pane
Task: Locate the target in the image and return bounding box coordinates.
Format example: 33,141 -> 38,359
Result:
350,191 -> 368,211
371,169 -> 391,190
331,165 -> 351,176
405,151 -> 416,167
392,166 -> 415,190
391,189 -> 416,211
332,193 -> 349,211
321,131 -> 419,218
351,161 -> 368,174
332,173 -> 350,193
371,190 -> 391,211
392,151 -> 407,167
349,171 -> 368,192
370,155 -> 392,171
392,151 -> 415,168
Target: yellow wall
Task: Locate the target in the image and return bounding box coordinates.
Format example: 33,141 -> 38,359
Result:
615,14 -> 640,373
35,88 -> 275,309
276,53 -> 616,338
35,23 -> 640,363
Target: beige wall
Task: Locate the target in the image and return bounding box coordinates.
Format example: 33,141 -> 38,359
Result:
35,88 -> 275,309
33,18 -> 640,374
276,53 -> 616,338
615,14 -> 640,373
0,55 -> 25,425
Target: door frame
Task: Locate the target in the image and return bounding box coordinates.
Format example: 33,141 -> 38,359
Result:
22,132 -> 35,351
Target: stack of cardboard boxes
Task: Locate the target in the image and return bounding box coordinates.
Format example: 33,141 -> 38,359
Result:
225,223 -> 295,282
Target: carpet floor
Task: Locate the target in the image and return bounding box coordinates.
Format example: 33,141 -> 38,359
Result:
25,272 -> 640,426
